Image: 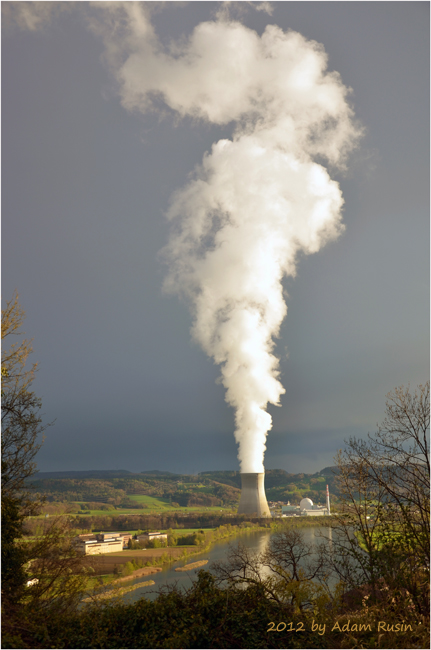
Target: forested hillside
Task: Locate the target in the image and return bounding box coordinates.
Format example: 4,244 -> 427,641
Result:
199,469 -> 339,504
28,468 -> 339,512
28,472 -> 241,510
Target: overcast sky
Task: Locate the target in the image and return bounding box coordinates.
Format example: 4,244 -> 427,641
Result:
2,2 -> 429,475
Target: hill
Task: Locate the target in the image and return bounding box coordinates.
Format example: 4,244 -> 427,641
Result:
28,467 -> 339,513
198,469 -> 338,503
29,470 -> 132,481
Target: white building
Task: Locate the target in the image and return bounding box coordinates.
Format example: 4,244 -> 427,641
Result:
74,534 -> 123,555
299,497 -> 329,517
137,531 -> 168,543
280,484 -> 333,518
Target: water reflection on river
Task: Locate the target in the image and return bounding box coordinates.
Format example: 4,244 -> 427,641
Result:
123,526 -> 332,604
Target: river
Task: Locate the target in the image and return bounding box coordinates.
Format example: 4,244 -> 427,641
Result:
122,525 -> 333,604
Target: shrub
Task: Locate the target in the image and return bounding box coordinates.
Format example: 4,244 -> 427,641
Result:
121,561 -> 135,576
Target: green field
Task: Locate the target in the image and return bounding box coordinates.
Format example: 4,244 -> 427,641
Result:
33,505 -> 235,518
127,495 -> 231,512
72,498 -> 234,517
128,495 -> 173,508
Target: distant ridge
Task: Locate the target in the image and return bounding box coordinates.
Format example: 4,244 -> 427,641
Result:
319,466 -> 339,476
198,469 -> 295,489
28,467 -> 339,482
28,470 -> 132,481
140,470 -> 178,475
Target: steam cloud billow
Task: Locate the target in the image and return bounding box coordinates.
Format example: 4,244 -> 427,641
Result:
97,6 -> 362,472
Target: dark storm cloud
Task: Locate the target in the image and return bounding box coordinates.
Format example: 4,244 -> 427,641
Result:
2,2 -> 428,475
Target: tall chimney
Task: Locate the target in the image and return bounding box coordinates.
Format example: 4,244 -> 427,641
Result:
326,484 -> 331,515
237,472 -> 271,517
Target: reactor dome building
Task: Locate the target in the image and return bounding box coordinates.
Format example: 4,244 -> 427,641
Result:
299,497 -> 314,511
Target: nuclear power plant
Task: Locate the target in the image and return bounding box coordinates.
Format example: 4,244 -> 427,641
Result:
281,485 -> 331,517
237,472 -> 271,517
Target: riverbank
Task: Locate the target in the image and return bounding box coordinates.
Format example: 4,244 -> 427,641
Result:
87,521 -> 271,580
175,560 -> 208,572
96,525 -> 339,605
272,515 -> 338,529
111,566 -> 162,584
89,547 -> 185,574
83,579 -> 156,602
87,517 -> 335,583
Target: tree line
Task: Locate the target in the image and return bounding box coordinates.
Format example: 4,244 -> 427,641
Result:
29,475 -> 241,508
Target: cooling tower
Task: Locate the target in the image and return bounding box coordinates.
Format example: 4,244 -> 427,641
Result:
237,472 -> 271,517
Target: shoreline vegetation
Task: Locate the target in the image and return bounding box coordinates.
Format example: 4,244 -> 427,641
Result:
82,580 -> 156,603
111,566 -> 162,584
89,521 -> 271,581
82,518 -> 328,603
87,516 -> 335,586
175,559 -> 208,572
84,521 -> 278,600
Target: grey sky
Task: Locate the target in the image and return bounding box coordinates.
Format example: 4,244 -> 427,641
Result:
2,2 -> 429,474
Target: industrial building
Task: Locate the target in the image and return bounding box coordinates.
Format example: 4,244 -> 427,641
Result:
74,533 -> 124,555
299,497 -> 328,516
137,531 -> 168,543
281,486 -> 331,517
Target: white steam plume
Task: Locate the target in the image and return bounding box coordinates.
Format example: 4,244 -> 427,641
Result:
93,5 -> 362,472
